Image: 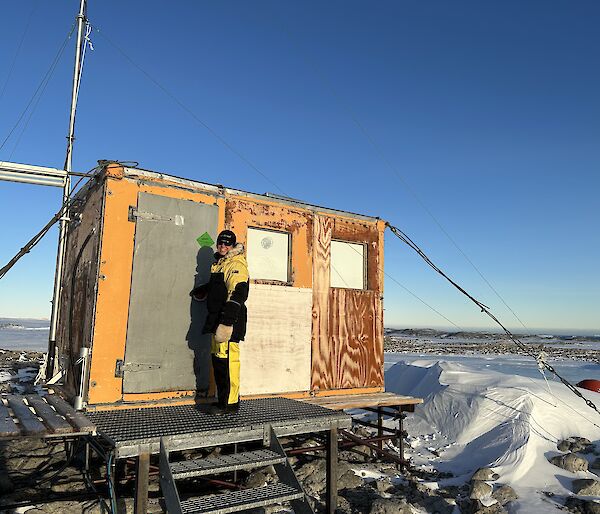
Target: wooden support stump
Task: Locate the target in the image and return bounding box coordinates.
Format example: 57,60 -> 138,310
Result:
377,407 -> 383,451
135,451 -> 150,514
398,409 -> 406,469
326,426 -> 338,514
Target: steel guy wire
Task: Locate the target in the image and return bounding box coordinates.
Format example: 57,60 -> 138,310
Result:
8,21 -> 80,160
0,23 -> 76,155
92,24 -> 286,196
340,237 -> 463,330
272,15 -> 528,332
0,1 -> 39,104
0,164 -> 100,281
90,24 -> 465,333
386,221 -> 600,417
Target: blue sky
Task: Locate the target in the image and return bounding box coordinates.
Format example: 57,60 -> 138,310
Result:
0,1 -> 598,333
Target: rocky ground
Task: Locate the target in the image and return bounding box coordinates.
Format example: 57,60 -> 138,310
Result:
1,349 -> 598,513
384,337 -> 600,364
0,349 -> 472,513
0,427 -> 515,514
0,348 -> 45,395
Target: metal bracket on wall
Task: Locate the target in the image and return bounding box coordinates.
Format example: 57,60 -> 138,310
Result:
128,206 -> 184,226
115,359 -> 161,377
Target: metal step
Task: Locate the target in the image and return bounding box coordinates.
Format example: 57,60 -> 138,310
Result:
171,449 -> 286,479
179,482 -> 304,514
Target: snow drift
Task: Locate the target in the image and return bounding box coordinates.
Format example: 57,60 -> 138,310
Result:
386,359 -> 600,498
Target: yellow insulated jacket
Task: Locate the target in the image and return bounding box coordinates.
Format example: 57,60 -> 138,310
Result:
200,243 -> 250,342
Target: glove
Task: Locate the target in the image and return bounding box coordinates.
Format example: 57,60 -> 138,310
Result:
214,324 -> 233,343
190,284 -> 208,301
191,291 -> 207,302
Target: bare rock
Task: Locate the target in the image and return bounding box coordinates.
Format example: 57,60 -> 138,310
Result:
339,469 -> 363,490
420,495 -> 455,514
297,459 -> 362,495
472,467 -> 499,481
565,497 -> 600,514
558,440 -> 572,452
550,452 -> 589,472
334,496 -> 353,514
414,481 -> 434,495
296,460 -> 326,495
246,470 -> 269,488
369,497 -> 413,514
474,502 -> 506,514
340,448 -> 371,463
261,464 -> 276,476
374,477 -> 395,494
573,479 -> 600,496
492,484 -> 518,505
470,480 -> 493,500
341,486 -> 379,511
0,474 -> 14,494
558,437 -> 593,454
585,501 -> 600,514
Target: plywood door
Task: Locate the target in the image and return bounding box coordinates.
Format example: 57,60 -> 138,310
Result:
311,214 -> 384,391
328,288 -> 383,388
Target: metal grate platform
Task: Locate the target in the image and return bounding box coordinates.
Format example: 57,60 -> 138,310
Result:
179,483 -> 303,514
88,398 -> 351,458
170,449 -> 285,479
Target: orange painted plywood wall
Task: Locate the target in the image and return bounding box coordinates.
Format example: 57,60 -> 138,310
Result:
87,170 -> 225,405
84,167 -> 384,407
224,196 -> 313,288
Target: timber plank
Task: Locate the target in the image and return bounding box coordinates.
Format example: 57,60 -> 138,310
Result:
44,394 -> 95,433
311,215 -> 333,391
0,401 -> 20,438
25,395 -> 72,434
304,392 -> 423,411
6,395 -> 47,436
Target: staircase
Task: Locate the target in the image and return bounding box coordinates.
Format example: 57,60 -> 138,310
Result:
160,425 -> 313,514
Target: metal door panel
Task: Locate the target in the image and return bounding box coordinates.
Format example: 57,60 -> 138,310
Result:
123,193 -> 218,394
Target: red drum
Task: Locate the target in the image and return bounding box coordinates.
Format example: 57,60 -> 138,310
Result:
577,380 -> 600,393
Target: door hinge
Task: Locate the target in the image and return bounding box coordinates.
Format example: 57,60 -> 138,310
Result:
128,206 -> 184,225
115,359 -> 161,377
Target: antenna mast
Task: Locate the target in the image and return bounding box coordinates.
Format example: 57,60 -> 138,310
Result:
47,0 -> 88,376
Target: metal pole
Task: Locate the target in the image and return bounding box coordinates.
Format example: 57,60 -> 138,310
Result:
47,0 -> 87,378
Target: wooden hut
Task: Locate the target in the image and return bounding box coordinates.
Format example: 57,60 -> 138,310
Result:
54,162 -> 385,410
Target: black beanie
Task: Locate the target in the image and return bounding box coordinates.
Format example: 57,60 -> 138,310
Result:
216,230 -> 236,246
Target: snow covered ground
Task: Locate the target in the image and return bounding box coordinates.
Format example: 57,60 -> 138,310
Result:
385,354 -> 600,512
2,319 -> 599,512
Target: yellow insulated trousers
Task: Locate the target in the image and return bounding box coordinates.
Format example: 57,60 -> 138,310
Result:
211,339 -> 240,408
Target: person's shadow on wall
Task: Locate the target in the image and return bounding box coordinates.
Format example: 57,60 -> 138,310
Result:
186,246 -> 215,403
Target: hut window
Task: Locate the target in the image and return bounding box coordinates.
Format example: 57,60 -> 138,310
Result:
247,227 -> 290,282
330,240 -> 366,289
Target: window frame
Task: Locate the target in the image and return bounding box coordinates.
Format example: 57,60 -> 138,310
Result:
246,226 -> 293,286
329,239 -> 368,291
